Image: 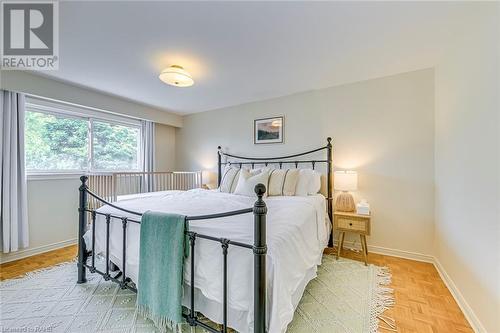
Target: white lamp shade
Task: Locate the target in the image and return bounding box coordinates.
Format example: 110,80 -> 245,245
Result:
202,170 -> 216,185
334,171 -> 358,191
159,65 -> 194,87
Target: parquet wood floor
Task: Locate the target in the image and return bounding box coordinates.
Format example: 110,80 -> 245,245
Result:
325,247 -> 473,333
0,245 -> 473,332
0,245 -> 77,281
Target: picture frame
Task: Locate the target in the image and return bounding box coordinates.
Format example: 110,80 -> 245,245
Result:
254,116 -> 284,144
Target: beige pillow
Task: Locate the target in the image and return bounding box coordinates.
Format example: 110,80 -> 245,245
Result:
267,169 -> 300,196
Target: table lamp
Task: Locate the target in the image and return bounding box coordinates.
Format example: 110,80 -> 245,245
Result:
334,170 -> 358,212
202,170 -> 216,189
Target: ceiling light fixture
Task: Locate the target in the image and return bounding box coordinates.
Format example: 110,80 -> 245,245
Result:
159,65 -> 194,87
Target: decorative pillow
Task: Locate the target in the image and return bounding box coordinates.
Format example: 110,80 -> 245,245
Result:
308,170 -> 322,195
248,168 -> 264,175
267,169 -> 300,196
219,166 -> 240,193
233,169 -> 270,197
295,169 -> 314,196
282,169 -> 300,196
230,169 -> 242,192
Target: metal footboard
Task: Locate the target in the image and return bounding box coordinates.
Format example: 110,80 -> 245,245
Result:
76,176 -> 267,333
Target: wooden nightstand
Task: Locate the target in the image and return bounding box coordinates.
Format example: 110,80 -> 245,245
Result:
334,211 -> 371,265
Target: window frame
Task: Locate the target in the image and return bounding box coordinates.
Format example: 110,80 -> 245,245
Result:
25,97 -> 143,176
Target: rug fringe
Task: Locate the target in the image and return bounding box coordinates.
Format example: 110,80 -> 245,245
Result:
378,315 -> 397,332
137,304 -> 183,333
369,266 -> 396,333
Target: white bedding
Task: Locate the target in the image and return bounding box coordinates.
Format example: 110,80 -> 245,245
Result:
84,189 -> 330,333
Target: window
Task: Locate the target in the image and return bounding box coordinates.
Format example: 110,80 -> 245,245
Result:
92,121 -> 140,170
25,111 -> 89,171
25,98 -> 142,173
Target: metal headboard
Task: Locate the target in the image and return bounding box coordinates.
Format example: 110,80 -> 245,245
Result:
217,137 -> 333,246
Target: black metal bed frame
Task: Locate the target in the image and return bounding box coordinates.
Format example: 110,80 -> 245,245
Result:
217,137 -> 333,246
76,137 -> 332,333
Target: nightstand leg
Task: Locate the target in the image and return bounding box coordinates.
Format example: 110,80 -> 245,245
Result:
336,232 -> 345,260
360,235 -> 368,266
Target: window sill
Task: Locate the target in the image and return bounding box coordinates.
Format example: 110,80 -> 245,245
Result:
27,173 -> 83,181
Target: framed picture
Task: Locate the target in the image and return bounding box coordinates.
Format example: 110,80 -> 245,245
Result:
254,116 -> 284,144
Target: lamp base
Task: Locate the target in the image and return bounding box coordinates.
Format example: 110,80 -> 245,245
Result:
335,192 -> 355,212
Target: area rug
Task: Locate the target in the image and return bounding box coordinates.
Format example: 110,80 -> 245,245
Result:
0,254 -> 394,333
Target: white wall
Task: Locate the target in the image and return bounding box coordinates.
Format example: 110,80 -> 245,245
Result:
0,71 -> 182,127
434,4 -> 500,332
0,176 -> 80,263
176,69 -> 435,257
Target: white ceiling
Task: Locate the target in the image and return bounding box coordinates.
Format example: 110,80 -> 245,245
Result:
41,1 -> 475,114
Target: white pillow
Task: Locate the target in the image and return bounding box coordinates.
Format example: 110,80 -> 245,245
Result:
230,169 -> 242,192
234,169 -> 270,197
295,169 -> 313,196
249,168 -> 264,175
219,166 -> 240,193
308,170 -> 322,195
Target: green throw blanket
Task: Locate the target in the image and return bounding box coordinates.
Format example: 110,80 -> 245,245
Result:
137,211 -> 188,332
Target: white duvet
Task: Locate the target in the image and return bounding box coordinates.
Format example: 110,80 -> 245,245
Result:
84,189 -> 330,333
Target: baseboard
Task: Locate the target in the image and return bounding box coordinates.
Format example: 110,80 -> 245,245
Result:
0,238 -> 77,264
432,257 -> 486,333
369,244 -> 434,263
335,239 -> 434,263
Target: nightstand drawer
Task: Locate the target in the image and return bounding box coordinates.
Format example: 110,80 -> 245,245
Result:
337,217 -> 367,232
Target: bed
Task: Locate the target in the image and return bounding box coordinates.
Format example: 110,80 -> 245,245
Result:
76,138 -> 334,333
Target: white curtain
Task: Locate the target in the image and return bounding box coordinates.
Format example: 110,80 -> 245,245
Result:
141,120 -> 155,191
0,90 -> 29,253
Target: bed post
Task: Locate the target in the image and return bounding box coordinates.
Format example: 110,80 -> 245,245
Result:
217,146 -> 222,187
253,184 -> 267,333
327,137 -> 334,247
77,175 -> 89,284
